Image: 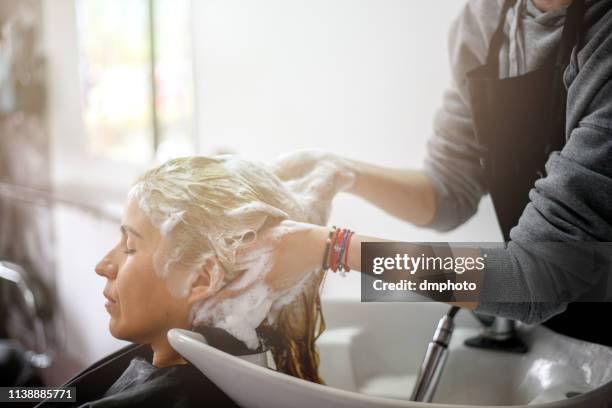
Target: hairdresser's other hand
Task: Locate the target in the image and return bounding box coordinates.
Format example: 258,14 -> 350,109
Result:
270,149 -> 356,225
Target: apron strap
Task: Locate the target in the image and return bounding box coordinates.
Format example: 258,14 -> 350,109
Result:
485,0 -> 518,74
555,0 -> 586,68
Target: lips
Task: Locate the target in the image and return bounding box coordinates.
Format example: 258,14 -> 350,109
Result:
103,291 -> 118,309
103,291 -> 117,302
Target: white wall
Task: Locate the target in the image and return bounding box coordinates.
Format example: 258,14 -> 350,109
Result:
192,0 -> 503,298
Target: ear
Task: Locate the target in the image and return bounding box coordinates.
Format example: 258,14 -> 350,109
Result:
187,256 -> 226,304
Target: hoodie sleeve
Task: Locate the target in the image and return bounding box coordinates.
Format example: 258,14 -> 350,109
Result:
422,0 -> 503,231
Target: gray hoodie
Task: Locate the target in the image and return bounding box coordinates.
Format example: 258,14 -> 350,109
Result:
423,0 -> 612,322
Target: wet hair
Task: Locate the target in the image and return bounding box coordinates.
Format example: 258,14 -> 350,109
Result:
129,156 -> 327,383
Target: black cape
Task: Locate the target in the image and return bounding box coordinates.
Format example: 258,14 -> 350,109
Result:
35,344 -> 239,408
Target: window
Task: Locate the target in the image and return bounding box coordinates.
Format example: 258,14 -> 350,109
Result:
76,0 -> 194,164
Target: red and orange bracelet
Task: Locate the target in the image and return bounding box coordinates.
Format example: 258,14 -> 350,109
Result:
321,226 -> 355,274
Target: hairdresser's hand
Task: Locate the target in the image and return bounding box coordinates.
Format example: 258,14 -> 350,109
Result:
192,221 -> 331,348
197,221 -> 328,316
271,149 -> 356,225
256,221 -> 329,293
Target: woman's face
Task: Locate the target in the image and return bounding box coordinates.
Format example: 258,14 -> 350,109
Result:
95,198 -> 192,344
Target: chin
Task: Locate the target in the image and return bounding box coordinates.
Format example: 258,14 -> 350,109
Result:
108,319 -> 129,341
108,319 -> 157,345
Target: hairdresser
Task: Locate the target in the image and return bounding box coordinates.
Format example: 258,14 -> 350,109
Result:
209,0 -> 612,346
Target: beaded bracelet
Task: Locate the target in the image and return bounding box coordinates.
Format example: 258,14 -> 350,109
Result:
337,229 -> 352,272
341,230 -> 354,273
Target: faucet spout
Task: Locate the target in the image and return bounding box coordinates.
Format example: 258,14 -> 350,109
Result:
409,306 -> 459,403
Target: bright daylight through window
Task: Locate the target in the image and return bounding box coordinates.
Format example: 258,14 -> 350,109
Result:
76,0 -> 195,163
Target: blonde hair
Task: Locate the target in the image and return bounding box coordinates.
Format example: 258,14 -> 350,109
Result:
129,156 -> 326,383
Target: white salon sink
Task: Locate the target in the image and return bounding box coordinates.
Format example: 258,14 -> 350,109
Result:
168,301 -> 612,408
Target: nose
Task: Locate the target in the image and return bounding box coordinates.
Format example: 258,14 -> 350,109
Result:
95,255 -> 118,279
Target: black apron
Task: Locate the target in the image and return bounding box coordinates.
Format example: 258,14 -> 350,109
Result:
466,0 -> 612,346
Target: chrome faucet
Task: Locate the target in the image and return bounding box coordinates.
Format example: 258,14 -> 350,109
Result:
410,309 -> 528,403
410,307 -> 459,403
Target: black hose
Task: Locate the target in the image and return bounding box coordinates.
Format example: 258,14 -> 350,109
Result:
447,306 -> 460,319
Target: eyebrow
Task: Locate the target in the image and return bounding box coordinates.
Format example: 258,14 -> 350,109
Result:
120,225 -> 143,239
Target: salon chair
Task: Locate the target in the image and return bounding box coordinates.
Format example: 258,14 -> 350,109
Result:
0,260 -> 54,386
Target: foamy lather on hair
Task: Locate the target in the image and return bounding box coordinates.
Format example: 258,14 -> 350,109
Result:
129,155 -> 355,349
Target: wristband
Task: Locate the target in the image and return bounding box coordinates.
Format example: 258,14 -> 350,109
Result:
321,227 -> 335,271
